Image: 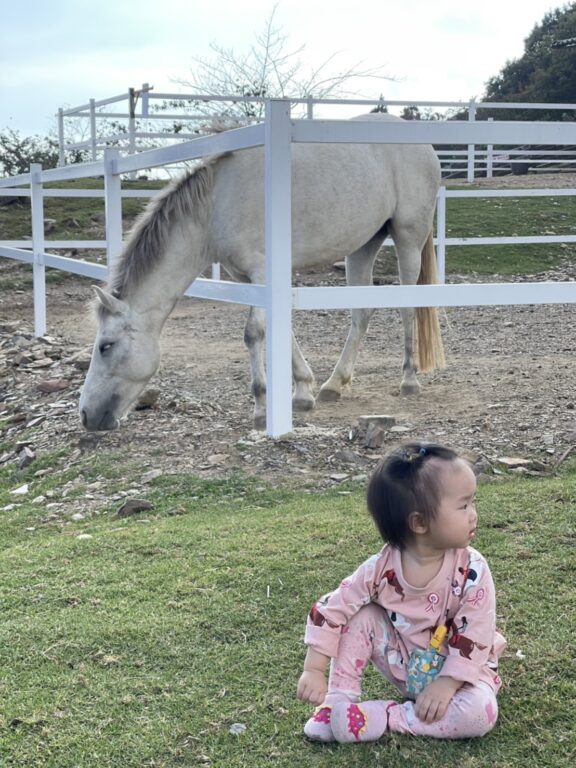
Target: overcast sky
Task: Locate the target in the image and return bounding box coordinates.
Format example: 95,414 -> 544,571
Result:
1,0 -> 561,136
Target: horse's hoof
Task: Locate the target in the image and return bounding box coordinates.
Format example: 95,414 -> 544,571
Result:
293,397 -> 315,412
316,387 -> 341,403
400,381 -> 422,397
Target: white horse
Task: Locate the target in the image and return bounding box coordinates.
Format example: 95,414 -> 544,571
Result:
79,114 -> 445,431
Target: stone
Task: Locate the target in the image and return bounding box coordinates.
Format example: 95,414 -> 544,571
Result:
36,379 -> 69,394
358,414 -> 397,430
17,446 -> 35,470
135,389 -> 160,410
10,484 -> 29,495
141,469 -> 162,484
497,456 -> 531,469
117,499 -> 154,518
363,424 -> 387,449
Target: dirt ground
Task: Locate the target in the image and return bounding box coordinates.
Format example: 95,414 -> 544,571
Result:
1,173 -> 576,496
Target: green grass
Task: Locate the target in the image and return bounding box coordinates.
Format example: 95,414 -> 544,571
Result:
1,178 -> 576,280
0,456 -> 574,767
444,191 -> 576,274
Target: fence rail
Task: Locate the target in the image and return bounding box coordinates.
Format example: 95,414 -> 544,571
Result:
55,87 -> 576,180
2,103 -> 576,435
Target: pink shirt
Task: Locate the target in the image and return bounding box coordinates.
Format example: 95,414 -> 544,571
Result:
305,545 -> 506,692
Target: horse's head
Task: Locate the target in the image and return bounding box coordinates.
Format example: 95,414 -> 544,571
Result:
79,286 -> 161,431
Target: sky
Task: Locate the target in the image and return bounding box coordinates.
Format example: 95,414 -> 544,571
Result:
0,0 -> 563,137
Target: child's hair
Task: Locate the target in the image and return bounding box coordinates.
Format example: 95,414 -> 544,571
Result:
367,442 -> 460,549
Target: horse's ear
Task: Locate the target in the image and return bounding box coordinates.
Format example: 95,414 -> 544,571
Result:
92,286 -> 129,316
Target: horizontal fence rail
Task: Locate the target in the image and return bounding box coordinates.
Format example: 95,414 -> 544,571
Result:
2,100 -> 576,435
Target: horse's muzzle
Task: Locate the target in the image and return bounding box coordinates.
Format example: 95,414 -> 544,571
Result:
80,395 -> 121,431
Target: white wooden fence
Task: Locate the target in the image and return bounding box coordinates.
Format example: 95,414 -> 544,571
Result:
57,87 -> 576,180
1,101 -> 576,436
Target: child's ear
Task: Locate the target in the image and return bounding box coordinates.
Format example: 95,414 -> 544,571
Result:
408,511 -> 428,535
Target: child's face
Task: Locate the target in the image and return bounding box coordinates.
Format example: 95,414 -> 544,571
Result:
427,459 -> 478,550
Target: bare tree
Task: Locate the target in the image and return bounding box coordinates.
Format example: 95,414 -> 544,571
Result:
156,3 -> 393,131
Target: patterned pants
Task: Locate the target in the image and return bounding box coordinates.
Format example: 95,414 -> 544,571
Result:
325,604 -> 499,738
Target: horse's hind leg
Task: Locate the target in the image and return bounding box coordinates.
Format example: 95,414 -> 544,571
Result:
317,235 -> 381,402
393,234 -> 424,396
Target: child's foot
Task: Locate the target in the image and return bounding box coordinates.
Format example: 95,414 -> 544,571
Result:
331,700 -> 397,743
303,705 -> 335,742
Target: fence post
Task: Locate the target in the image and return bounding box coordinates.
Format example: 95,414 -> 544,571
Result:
89,99 -> 98,161
307,96 -> 314,119
103,149 -> 123,279
128,88 -> 136,157
436,186 -> 447,283
265,99 -> 293,437
486,117 -> 494,179
141,83 -> 150,118
467,98 -> 476,182
30,164 -> 46,337
57,109 -> 65,167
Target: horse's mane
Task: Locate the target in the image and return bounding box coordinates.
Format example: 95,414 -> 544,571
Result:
101,154 -> 223,308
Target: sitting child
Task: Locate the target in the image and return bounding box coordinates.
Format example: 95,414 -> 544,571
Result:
297,442 -> 506,743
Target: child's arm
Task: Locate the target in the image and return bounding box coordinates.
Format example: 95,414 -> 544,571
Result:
297,647 -> 330,705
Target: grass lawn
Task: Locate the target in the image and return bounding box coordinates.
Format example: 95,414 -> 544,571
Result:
0,458 -> 574,767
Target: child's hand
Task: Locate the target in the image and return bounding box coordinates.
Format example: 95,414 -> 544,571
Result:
414,676 -> 462,723
297,670 -> 327,705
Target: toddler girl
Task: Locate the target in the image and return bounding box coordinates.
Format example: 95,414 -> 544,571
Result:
297,442 -> 506,743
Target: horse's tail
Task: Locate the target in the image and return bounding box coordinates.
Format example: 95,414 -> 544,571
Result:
415,231 -> 446,373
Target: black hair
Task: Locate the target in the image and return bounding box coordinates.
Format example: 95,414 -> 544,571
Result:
367,442 -> 460,549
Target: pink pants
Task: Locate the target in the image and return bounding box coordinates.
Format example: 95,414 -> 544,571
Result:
325,604 -> 499,739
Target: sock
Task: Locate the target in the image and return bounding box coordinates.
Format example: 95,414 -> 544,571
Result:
330,700 -> 397,743
303,705 -> 335,742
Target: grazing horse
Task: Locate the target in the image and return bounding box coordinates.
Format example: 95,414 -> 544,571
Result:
79,114 -> 445,431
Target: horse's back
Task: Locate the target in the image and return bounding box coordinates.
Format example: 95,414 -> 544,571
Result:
207,114 -> 440,273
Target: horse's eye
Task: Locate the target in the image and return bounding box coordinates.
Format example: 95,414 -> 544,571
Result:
99,341 -> 115,356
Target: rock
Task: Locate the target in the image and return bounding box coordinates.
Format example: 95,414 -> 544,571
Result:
363,424 -> 387,449
229,723 -> 247,736
135,389 -> 160,410
332,449 -> 364,465
44,219 -> 57,233
357,415 -> 398,449
497,456 -> 531,469
389,425 -> 412,434
117,499 -> 154,518
17,446 -> 36,470
27,416 -> 46,428
207,453 -> 229,466
358,415 -> 397,430
141,469 -> 163,484
10,484 -> 29,495
329,473 -> 349,482
36,379 -> 69,394
76,534 -> 93,540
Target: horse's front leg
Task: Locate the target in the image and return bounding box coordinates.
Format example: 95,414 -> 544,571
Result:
244,308 -> 316,428
244,306 -> 267,429
292,334 -> 315,412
